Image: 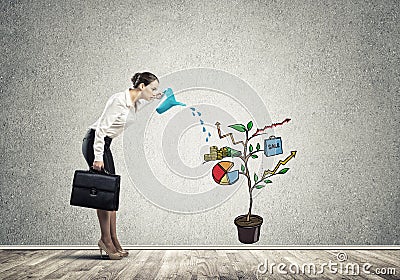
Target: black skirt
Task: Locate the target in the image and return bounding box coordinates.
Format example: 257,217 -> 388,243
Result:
81,129 -> 115,174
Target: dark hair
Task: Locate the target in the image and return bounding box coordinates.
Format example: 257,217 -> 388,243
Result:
131,72 -> 159,88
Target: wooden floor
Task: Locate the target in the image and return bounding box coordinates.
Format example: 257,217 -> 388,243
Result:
0,249 -> 398,279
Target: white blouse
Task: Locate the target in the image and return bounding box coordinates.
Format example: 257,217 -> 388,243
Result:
89,89 -> 148,162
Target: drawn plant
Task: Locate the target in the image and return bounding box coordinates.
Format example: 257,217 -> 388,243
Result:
214,119 -> 296,222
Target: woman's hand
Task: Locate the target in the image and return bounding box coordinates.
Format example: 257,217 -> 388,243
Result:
93,160 -> 104,171
154,92 -> 164,99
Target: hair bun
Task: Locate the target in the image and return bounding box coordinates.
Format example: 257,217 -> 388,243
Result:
131,73 -> 141,86
130,71 -> 158,88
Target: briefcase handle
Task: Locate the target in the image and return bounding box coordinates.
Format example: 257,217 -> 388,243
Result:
89,166 -> 111,175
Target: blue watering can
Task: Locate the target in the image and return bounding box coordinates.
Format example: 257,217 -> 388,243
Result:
156,88 -> 186,114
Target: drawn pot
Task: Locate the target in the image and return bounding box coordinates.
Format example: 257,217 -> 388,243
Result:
234,214 -> 263,244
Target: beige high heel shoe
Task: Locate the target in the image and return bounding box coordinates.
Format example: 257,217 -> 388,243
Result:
98,240 -> 123,260
117,248 -> 129,257
112,239 -> 129,257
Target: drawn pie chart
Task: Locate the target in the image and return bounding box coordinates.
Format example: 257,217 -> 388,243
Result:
212,161 -> 239,185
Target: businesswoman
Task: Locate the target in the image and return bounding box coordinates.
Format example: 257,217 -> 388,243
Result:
82,72 -> 162,260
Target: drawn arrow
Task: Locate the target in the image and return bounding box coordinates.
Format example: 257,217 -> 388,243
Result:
215,122 -> 246,146
262,151 -> 297,177
252,118 -> 291,137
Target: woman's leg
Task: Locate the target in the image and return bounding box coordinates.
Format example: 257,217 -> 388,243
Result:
97,210 -> 119,253
82,130 -> 118,253
110,211 -> 123,250
103,143 -> 125,251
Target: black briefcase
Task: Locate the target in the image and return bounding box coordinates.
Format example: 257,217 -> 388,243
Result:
70,168 -> 121,211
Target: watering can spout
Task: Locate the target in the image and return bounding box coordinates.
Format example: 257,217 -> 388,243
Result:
156,88 -> 186,114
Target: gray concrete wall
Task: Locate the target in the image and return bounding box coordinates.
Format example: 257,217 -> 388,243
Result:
0,0 -> 398,245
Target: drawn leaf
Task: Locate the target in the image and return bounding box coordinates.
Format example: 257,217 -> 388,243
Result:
247,121 -> 253,131
278,168 -> 290,174
251,155 -> 258,159
256,143 -> 260,151
255,185 -> 264,189
249,144 -> 253,152
254,173 -> 258,182
264,180 -> 272,184
241,164 -> 245,172
228,124 -> 246,132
